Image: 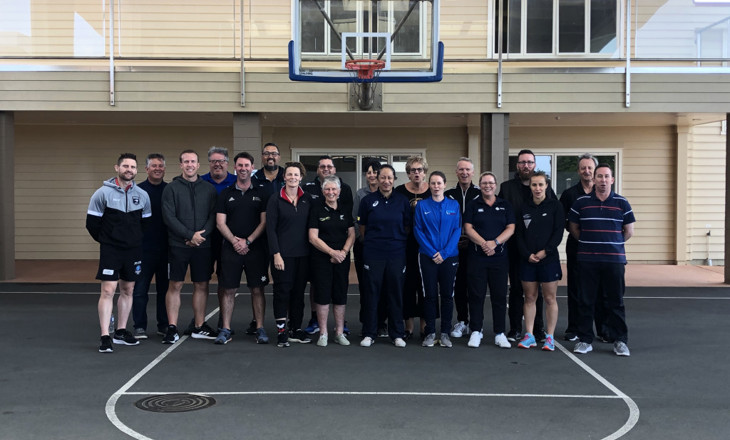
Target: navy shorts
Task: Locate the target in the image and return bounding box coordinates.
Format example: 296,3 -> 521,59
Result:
520,260 -> 562,283
218,243 -> 270,289
168,246 -> 212,283
96,244 -> 142,282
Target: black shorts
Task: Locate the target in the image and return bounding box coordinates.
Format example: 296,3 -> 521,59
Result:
520,260 -> 563,283
310,253 -> 350,306
208,229 -> 224,276
168,246 -> 212,283
218,243 -> 270,289
96,244 -> 142,282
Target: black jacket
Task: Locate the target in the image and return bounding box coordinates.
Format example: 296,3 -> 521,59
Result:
161,175 -> 217,248
516,198 -> 565,265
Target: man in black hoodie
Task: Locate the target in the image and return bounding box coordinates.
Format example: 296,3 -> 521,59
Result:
160,150 -> 218,344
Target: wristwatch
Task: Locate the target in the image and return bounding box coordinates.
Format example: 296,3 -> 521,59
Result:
494,238 -> 500,246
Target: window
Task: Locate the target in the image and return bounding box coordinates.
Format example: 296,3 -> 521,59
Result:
301,0 -> 426,57
494,0 -> 618,57
508,151 -> 619,197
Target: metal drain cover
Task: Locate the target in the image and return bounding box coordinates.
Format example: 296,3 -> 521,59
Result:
134,394 -> 216,413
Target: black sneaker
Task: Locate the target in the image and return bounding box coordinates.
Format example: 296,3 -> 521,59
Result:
277,330 -> 290,347
183,318 -> 195,336
535,329 -> 547,343
162,326 -> 179,344
191,322 -> 218,340
507,330 -> 522,342
563,332 -> 579,342
288,329 -> 312,344
99,335 -> 113,353
403,330 -> 413,341
377,324 -> 389,338
112,329 -> 140,346
245,319 -> 257,335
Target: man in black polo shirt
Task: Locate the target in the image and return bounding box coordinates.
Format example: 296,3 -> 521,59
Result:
214,152 -> 269,345
251,142 -> 286,201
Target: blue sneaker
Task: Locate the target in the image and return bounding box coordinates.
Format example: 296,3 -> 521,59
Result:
214,328 -> 232,345
518,332 -> 536,349
542,334 -> 555,351
343,321 -> 351,336
304,318 -> 319,335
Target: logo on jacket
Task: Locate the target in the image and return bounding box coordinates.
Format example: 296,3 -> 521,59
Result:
132,196 -> 140,205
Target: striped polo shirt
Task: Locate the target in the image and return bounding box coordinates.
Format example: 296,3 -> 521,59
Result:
568,191 -> 635,264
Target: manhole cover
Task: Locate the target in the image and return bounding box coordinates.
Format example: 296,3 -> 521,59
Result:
134,394 -> 216,413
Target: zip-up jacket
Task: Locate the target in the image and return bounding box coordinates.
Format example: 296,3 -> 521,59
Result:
266,186 -> 312,257
413,197 -> 461,260
161,175 -> 217,248
516,197 -> 565,265
86,178 -> 151,249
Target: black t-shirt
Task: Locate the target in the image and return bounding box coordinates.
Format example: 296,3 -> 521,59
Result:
216,184 -> 265,239
308,199 -> 354,257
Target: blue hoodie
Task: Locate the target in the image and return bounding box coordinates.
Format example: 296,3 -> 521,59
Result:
413,197 -> 461,260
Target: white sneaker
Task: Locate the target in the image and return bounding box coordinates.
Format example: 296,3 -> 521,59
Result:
494,333 -> 511,349
394,338 -> 406,348
450,321 -> 468,338
468,331 -> 483,348
317,334 -> 328,347
360,336 -> 374,347
334,333 -> 350,346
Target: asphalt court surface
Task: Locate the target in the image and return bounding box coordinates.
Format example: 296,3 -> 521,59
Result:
2,284 -> 729,440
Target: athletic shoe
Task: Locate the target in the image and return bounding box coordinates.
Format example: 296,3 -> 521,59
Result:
360,336 -> 374,347
403,330 -> 413,341
564,332 -> 579,342
214,328 -> 232,345
183,318 -> 195,336
317,334 -> 328,347
162,326 -> 179,344
133,328 -> 148,340
535,329 -> 547,343
542,334 -> 555,351
113,329 -> 140,346
191,322 -> 218,340
439,333 -> 453,348
256,327 -> 269,344
377,325 -> 389,338
518,333 -> 537,349
597,334 -> 613,344
468,331 -> 483,348
304,318 -> 319,335
574,342 -> 593,354
334,333 -> 350,346
450,321 -> 468,338
245,320 -> 257,335
422,333 -> 436,347
277,330 -> 289,347
156,327 -> 167,337
613,341 -> 630,357
99,335 -> 113,353
494,333 -> 511,349
506,330 -> 522,342
289,329 -> 312,344
343,321 -> 351,336
394,338 -> 406,348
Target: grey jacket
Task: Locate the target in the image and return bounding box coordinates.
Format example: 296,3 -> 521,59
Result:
161,175 -> 217,248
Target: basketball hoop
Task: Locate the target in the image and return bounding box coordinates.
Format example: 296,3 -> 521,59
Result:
345,59 -> 386,81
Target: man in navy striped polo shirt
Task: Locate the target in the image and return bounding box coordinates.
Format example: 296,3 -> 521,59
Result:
568,164 -> 635,357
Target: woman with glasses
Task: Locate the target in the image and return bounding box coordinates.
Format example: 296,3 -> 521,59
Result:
394,155 -> 430,340
463,172 -> 515,349
516,171 -> 565,352
413,171 -> 461,348
266,162 -> 313,347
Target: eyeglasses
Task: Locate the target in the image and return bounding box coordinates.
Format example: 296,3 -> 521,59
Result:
209,159 -> 228,165
517,161 -> 535,166
409,167 -> 424,174
481,182 -> 496,186
319,165 -> 335,169
262,152 -> 280,157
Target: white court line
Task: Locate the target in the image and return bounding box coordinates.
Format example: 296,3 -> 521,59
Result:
123,390 -> 621,399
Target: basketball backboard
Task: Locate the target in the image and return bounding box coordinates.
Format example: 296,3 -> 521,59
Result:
290,0 -> 443,83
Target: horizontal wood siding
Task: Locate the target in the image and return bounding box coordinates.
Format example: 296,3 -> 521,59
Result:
15,124 -> 232,259
441,1 -> 489,59
511,125 -> 676,264
688,121 -> 726,264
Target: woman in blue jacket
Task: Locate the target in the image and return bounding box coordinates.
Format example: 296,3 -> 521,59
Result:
516,171 -> 565,351
413,171 -> 461,348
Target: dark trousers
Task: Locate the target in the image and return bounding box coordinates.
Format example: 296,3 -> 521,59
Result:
576,261 -> 628,344
355,240 -> 387,327
566,250 -> 609,337
419,254 -> 458,335
467,257 -> 509,334
452,245 -> 470,323
402,242 -> 425,319
132,249 -> 169,332
362,255 -> 406,340
271,256 -> 308,330
507,247 -> 544,334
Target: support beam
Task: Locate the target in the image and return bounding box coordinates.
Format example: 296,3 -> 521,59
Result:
480,113 -> 510,183
233,113 -> 262,159
725,113 -> 730,283
0,112 -> 15,280
676,124 -> 690,265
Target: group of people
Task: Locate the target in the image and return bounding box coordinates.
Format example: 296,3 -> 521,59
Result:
87,146 -> 635,357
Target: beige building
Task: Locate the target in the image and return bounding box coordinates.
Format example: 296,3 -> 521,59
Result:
0,0 -> 727,279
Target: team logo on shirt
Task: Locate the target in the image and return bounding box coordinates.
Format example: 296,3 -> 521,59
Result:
446,210 -> 457,216
477,208 -> 484,213
252,196 -> 261,202
340,215 -> 345,220
523,213 -> 532,228
319,216 -> 331,222
134,261 -> 142,275
132,196 -> 140,205
228,197 -> 235,201
495,207 -> 504,211
372,201 -> 379,207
